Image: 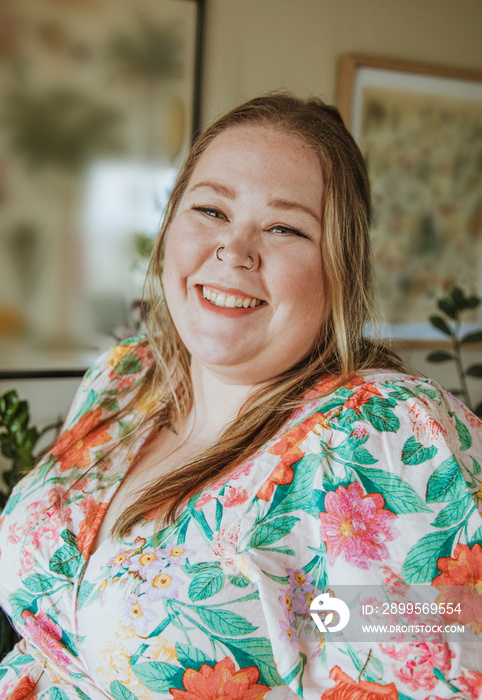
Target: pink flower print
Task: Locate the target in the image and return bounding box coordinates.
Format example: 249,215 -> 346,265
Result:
380,641 -> 453,691
219,486 -> 249,508
453,670 -> 482,700
350,425 -> 369,441
130,547 -> 165,579
121,594 -> 157,636
286,569 -> 314,591
319,482 -> 398,569
278,589 -> 292,620
21,610 -> 70,669
291,588 -> 317,618
107,548 -> 132,575
278,620 -> 298,647
140,569 -> 184,602
408,398 -> 458,450
210,523 -> 240,573
161,543 -> 194,566
194,492 -> 212,511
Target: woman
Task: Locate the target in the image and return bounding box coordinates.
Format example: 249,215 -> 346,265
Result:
0,94 -> 481,700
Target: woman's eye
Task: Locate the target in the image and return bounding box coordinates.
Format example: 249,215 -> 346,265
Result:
269,224 -> 308,239
191,205 -> 226,220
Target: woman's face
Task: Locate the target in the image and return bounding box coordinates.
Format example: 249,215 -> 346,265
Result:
163,124 -> 327,385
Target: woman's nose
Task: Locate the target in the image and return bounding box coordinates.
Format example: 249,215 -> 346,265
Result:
216,226 -> 259,271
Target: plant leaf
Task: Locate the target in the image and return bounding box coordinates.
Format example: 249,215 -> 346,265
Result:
195,607 -> 257,637
426,351 -> 453,363
466,364 -> 482,377
429,315 -> 453,337
461,330 -> 482,344
188,568 -> 225,602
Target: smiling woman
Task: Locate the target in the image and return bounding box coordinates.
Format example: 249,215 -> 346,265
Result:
0,94 -> 481,700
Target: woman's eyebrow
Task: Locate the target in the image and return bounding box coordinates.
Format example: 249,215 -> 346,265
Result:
268,198 -> 321,224
188,180 -> 236,199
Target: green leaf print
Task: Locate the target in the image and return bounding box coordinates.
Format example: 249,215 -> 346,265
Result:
77,580 -> 97,608
353,466 -> 431,514
110,680 -> 138,700
9,589 -> 37,620
426,456 -> 467,503
49,542 -> 83,579
249,516 -> 299,549
176,643 -> 214,671
3,490 -> 21,515
361,403 -> 400,433
23,573 -> 58,595
401,526 -> 459,583
131,661 -> 184,692
267,454 -> 321,517
60,529 -> 78,548
336,438 -> 377,465
74,688 -> 92,700
401,436 -> 437,465
472,458 -> 481,475
222,637 -> 284,687
43,688 -> 70,700
188,567 -> 225,601
229,574 -> 251,588
431,493 -> 473,528
99,397 -> 120,412
469,525 -> 482,546
115,354 -> 143,375
452,414 -> 472,450
71,389 -> 97,423
0,668 -> 7,681
195,606 -> 258,636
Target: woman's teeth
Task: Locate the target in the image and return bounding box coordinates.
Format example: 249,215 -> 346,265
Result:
202,286 -> 261,308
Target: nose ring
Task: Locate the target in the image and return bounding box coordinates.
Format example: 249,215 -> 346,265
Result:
215,246 -> 254,271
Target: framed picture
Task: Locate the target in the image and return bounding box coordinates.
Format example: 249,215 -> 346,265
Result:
0,0 -> 204,378
337,54 -> 482,345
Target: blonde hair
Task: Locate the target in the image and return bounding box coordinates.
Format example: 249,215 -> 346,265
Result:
97,94 -> 404,535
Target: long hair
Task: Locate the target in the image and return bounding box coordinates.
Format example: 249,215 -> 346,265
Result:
68,94 -> 405,535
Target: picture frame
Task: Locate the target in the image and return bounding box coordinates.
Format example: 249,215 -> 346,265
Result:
0,0 -> 205,379
337,54 -> 482,346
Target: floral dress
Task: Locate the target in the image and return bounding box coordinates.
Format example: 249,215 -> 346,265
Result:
0,339 -> 481,700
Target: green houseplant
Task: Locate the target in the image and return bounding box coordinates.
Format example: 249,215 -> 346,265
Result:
426,287 -> 482,417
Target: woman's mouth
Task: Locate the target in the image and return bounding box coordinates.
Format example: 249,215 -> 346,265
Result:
202,285 -> 263,308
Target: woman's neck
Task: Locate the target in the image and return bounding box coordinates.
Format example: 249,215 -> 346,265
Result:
185,358 -> 257,444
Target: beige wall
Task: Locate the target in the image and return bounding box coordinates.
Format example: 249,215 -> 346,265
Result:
201,0 -> 482,125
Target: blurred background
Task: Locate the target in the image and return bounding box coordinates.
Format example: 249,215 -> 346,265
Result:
0,0 -> 481,439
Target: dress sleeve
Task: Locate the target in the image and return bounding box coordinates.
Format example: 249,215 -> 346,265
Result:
238,375 -> 482,700
0,639 -> 43,700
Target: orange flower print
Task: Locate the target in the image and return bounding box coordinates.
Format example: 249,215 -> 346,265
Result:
169,657 -> 270,699
257,462 -> 294,501
432,543 -> 482,634
51,408 -> 111,472
322,665 -> 399,700
7,676 -> 37,700
344,384 -> 383,413
76,497 -> 109,558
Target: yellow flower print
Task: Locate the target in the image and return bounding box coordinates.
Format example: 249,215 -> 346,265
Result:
145,636 -> 177,662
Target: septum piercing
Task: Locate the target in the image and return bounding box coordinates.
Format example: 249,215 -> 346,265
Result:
215,246 -> 254,271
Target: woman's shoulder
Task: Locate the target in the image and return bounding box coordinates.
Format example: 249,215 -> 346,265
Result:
63,335 -> 157,429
